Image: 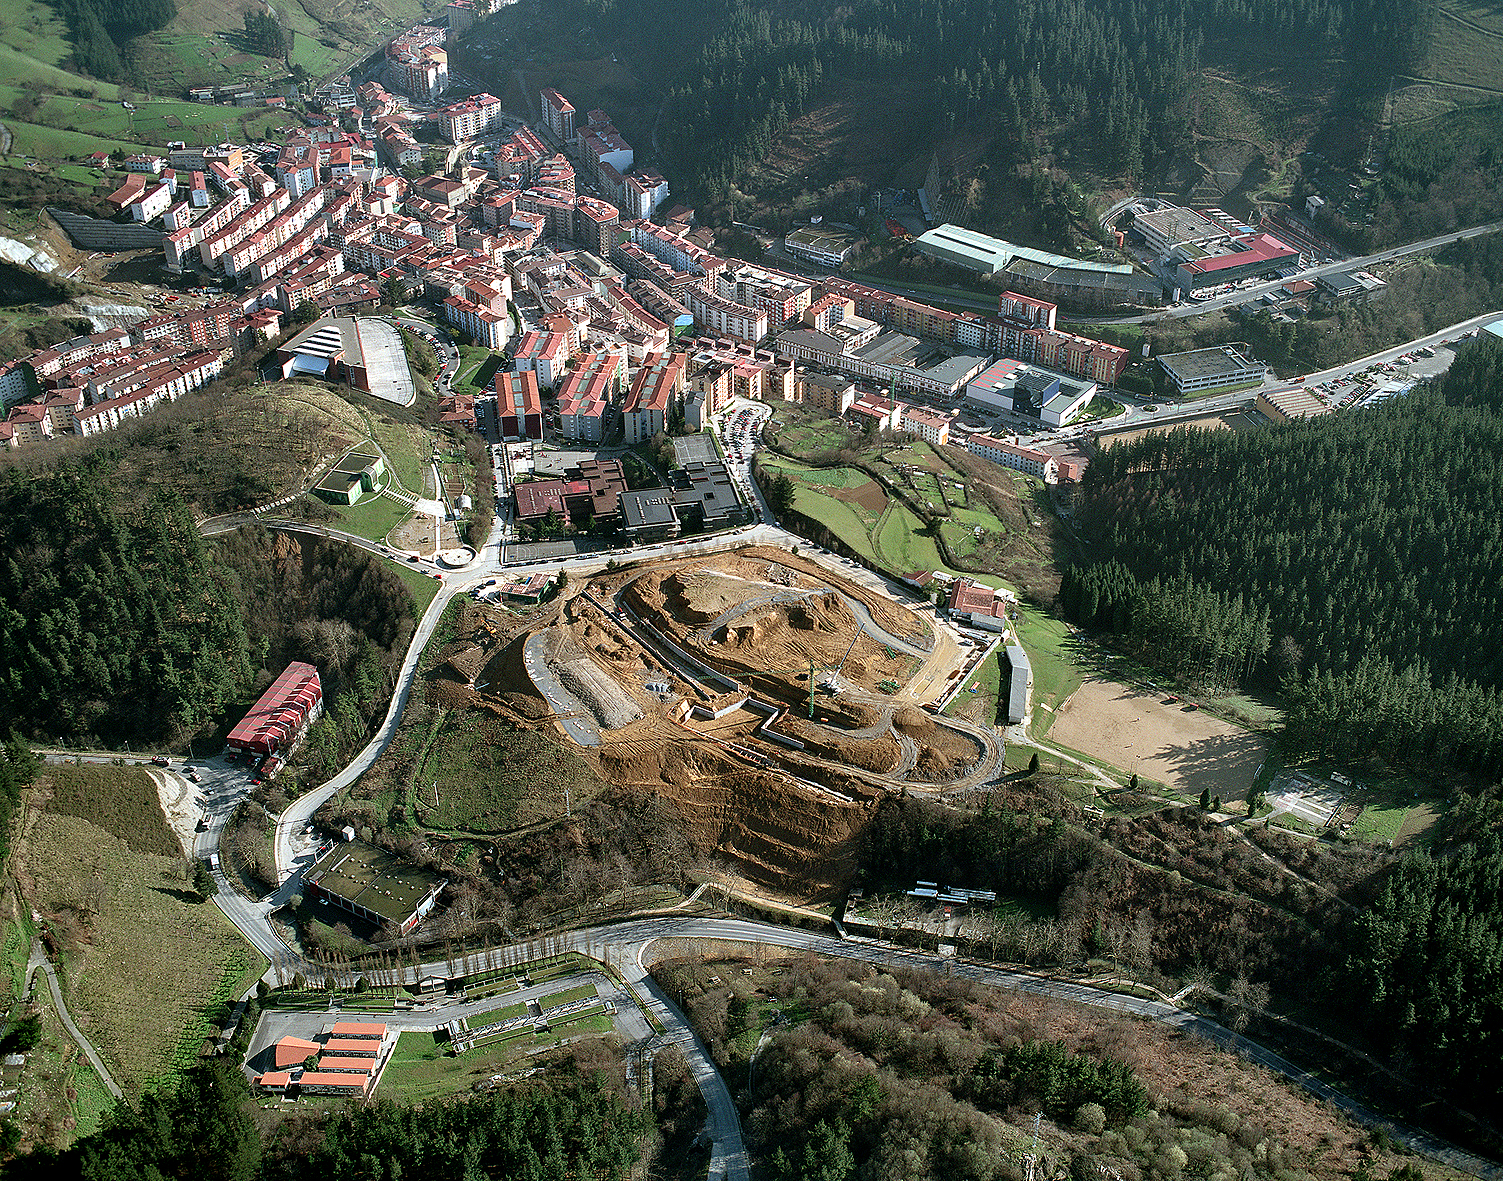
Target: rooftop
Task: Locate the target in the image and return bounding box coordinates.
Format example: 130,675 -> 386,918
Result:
916,224 -> 1133,276
1157,345 -> 1264,381
304,839 -> 445,926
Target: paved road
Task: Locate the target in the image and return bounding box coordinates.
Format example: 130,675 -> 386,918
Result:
567,917 -> 1503,1181
270,576 -> 462,887
767,218 -> 1503,327
26,940 -> 122,1098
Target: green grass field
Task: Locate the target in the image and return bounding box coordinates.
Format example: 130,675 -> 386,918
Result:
872,498 -> 944,572
538,983 -> 598,1009
370,416 -> 431,498
381,1008 -> 616,1102
381,1030 -> 507,1103
452,346 -> 502,399
1013,610 -> 1084,738
321,486 -> 412,544
10,949 -> 118,1141
408,707 -> 607,833
392,562 -> 443,613
764,456 -> 1019,592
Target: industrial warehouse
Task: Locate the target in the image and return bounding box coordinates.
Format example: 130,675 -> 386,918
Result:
303,838 -> 447,936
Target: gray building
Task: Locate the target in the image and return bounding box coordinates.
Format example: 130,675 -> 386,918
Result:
1156,345 -> 1267,396
619,459 -> 744,543
1003,644 -> 1032,725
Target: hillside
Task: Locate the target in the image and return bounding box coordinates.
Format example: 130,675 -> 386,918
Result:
453,0 -> 1501,253
654,952 -> 1467,1181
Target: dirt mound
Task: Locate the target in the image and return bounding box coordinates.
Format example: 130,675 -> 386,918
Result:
892,705 -> 931,735
780,715 -> 901,775
786,591 -> 847,631
814,699 -> 886,730
437,642 -> 488,684
478,636 -> 549,720
597,735 -> 880,899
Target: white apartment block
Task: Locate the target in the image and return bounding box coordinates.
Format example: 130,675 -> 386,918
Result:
440,93 -> 504,143
965,433 -> 1058,481
687,288 -> 768,344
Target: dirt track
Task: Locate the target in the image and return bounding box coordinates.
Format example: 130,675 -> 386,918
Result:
1049,676 -> 1268,801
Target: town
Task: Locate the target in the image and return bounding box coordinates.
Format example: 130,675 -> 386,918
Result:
3,1 -> 1503,1177
0,1 -> 1434,511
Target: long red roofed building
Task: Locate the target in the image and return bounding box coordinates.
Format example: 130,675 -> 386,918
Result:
226,661 -> 323,756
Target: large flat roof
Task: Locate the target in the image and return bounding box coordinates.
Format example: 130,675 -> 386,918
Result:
1134,206 -> 1223,245
1157,345 -> 1263,381
305,840 -> 445,926
916,224 -> 1133,275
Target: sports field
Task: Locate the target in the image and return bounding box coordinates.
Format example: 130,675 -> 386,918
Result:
1049,676 -> 1269,802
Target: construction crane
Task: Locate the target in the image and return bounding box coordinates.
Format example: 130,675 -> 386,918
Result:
752,625 -> 869,719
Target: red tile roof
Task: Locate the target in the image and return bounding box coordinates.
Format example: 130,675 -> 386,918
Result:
273,1036 -> 322,1069
330,1022 -> 387,1039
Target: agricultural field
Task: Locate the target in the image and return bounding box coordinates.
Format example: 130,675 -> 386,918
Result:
13,765 -> 266,1096
130,0 -> 429,94
766,405 -> 860,454
0,911 -> 117,1149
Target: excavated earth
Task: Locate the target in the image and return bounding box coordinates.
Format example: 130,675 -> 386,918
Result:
435,551 -> 985,899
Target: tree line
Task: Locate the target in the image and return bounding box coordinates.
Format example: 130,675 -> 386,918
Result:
568,0 -> 1431,202
49,0 -> 176,82
1072,344 -> 1503,775
0,458 -> 252,746
1060,563 -> 1271,695
1344,833 -> 1503,1108
15,1061 -> 653,1181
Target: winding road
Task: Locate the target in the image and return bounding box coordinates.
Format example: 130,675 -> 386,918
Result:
181,315 -> 1503,1178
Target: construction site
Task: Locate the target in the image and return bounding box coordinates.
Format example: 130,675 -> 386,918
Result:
416,545 -> 1003,898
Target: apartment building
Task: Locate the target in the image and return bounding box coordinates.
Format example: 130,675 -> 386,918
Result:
510,329 -> 570,388
622,350 -> 684,443
965,433 -> 1058,481
540,88 -> 576,142
686,287 -> 768,345
556,350 -> 624,442
440,92 -> 504,143
494,368 -> 543,439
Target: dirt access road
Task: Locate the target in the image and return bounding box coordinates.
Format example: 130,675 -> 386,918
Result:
1049,676 -> 1268,800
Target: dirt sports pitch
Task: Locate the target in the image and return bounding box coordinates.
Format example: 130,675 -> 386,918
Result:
1049,676 -> 1268,801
